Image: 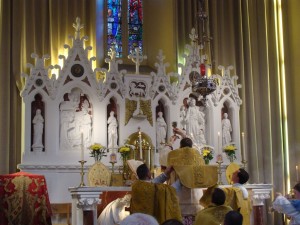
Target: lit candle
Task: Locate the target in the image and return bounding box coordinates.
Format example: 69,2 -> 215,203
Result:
217,132 -> 220,154
241,132 -> 245,161
207,67 -> 212,77
297,165 -> 299,181
148,147 -> 151,165
139,130 -> 142,159
81,133 -> 84,161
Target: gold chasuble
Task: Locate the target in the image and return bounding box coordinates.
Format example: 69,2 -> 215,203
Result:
194,205 -> 232,225
200,185 -> 252,225
130,180 -> 182,223
222,187 -> 252,225
167,147 -> 218,188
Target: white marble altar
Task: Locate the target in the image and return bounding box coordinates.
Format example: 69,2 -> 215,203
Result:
19,18 -> 244,203
69,184 -> 272,225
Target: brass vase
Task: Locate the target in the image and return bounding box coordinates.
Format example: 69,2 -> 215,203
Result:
122,157 -> 130,180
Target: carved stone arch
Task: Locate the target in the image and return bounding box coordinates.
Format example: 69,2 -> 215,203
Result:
221,98 -> 235,144
155,97 -> 170,148
155,97 -> 170,126
155,99 -> 166,118
221,98 -> 235,120
107,97 -> 119,117
126,131 -> 154,168
107,97 -> 119,148
31,93 -> 45,151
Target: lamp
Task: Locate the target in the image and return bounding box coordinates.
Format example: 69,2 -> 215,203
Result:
189,0 -> 218,106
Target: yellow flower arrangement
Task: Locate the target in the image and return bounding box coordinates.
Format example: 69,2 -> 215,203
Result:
202,149 -> 211,157
89,143 -> 107,161
118,145 -> 131,160
223,144 -> 237,162
201,146 -> 214,164
223,144 -> 237,151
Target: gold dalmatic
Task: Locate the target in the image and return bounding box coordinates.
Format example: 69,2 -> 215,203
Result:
167,147 -> 218,188
130,180 -> 182,223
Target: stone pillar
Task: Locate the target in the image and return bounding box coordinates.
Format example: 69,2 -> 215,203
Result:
251,189 -> 271,225
69,186 -> 131,225
69,187 -> 102,225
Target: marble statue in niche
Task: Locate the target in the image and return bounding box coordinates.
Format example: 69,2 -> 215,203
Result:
184,98 -> 206,145
222,112 -> 232,145
179,97 -> 189,130
107,111 -> 118,149
80,99 -> 92,146
156,111 -> 167,146
32,109 -> 44,150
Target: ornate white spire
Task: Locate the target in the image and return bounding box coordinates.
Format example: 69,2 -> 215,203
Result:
73,17 -> 84,40
128,47 -> 147,74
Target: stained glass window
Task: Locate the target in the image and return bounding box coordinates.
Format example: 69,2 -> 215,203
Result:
128,0 -> 143,54
106,0 -> 143,58
107,0 -> 122,57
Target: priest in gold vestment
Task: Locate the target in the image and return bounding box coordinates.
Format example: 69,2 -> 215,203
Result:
222,168 -> 251,225
194,188 -> 232,225
167,138 -> 218,216
130,164 -> 182,224
200,169 -> 251,225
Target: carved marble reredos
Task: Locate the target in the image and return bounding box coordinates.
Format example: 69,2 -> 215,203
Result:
19,18 -> 246,205
210,65 -> 243,107
20,24 -> 242,107
19,19 -> 244,203
20,18 -> 244,162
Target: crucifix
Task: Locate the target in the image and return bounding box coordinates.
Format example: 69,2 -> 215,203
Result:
128,47 -> 147,74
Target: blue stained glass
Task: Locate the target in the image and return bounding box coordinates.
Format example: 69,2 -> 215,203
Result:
107,0 -> 123,57
105,0 -> 143,58
128,0 -> 143,54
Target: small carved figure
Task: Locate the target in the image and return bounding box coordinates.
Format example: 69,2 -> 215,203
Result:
108,111 -> 118,149
222,113 -> 232,145
32,109 -> 44,148
156,111 -> 167,146
179,98 -> 188,130
80,100 -> 92,146
184,98 -> 206,145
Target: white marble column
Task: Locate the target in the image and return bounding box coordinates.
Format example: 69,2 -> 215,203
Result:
248,185 -> 272,225
69,187 -> 102,225
69,186 -> 131,225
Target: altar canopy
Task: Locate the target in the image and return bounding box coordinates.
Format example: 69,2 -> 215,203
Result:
0,172 -> 52,225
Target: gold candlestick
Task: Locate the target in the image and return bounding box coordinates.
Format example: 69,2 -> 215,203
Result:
241,159 -> 247,169
216,155 -> 223,185
78,160 -> 87,187
110,162 -> 116,174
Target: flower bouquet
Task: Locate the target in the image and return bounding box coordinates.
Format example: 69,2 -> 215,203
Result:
118,145 -> 133,180
223,143 -> 237,162
118,145 -> 132,161
89,143 -> 107,162
201,146 -> 214,165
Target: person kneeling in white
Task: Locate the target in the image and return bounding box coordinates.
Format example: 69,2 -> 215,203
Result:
120,213 -> 159,225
